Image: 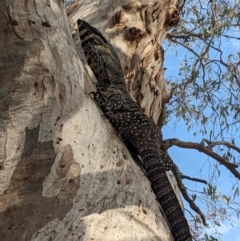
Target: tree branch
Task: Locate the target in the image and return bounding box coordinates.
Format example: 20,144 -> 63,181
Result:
201,138 -> 240,153
162,138 -> 240,180
167,31 -> 211,41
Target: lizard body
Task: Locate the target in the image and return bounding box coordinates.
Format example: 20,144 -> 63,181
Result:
77,19 -> 192,241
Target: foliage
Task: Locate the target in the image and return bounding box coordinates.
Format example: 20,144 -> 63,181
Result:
166,0 -> 240,139
165,0 -> 240,240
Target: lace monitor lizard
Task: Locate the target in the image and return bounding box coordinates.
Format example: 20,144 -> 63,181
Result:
77,19 -> 192,241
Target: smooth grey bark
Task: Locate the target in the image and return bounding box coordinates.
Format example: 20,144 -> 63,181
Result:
0,0 -> 180,240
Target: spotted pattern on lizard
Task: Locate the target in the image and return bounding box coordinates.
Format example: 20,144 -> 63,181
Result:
77,19 -> 192,241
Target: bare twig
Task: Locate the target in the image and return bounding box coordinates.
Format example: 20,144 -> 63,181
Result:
201,138 -> 240,153
181,175 -> 208,185
166,35 -> 200,59
171,162 -> 207,226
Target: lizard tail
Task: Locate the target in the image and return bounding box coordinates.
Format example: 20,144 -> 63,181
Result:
142,151 -> 192,241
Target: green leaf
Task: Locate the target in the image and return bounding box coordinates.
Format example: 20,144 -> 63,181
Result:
233,187 -> 239,199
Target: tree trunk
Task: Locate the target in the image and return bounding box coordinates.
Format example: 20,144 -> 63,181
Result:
0,0 -> 180,240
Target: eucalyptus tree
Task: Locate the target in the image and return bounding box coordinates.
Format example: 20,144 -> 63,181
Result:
0,0 -> 239,240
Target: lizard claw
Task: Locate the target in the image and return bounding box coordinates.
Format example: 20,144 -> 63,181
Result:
89,91 -> 96,99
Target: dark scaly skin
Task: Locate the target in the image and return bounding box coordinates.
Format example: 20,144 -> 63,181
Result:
78,19 -> 192,241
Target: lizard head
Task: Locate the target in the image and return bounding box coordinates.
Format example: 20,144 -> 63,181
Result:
77,19 -> 108,47
77,19 -> 125,89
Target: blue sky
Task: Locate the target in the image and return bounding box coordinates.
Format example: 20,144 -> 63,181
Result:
162,35 -> 240,240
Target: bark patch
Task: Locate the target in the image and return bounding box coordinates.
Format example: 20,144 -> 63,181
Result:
0,125 -> 80,240
56,144 -> 74,178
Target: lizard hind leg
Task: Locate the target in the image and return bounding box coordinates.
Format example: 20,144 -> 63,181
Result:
92,90 -> 111,111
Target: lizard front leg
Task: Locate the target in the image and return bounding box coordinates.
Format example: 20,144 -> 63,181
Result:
92,88 -> 126,112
